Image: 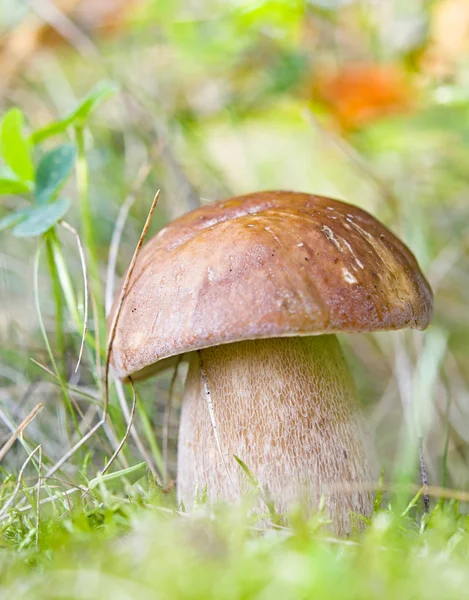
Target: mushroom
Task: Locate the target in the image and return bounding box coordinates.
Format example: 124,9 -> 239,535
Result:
110,191 -> 433,535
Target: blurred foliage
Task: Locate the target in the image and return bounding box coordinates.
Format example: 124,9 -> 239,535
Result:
0,0 -> 469,594
2,480 -> 469,599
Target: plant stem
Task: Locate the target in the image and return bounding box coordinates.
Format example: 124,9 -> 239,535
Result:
419,438 -> 430,513
50,233 -> 99,360
440,379 -> 452,507
75,125 -> 101,308
35,242 -> 81,438
45,232 -> 66,378
50,232 -> 79,325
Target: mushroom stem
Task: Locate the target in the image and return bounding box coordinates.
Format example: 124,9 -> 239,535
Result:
177,335 -> 374,534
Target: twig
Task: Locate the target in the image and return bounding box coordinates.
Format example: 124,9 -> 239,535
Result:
61,220 -> 89,374
45,420 -> 104,479
115,379 -> 159,479
197,351 -> 237,496
105,189 -> 160,405
0,407 -> 40,471
320,480 -> 466,502
163,356 -> 182,485
0,445 -> 42,517
0,403 -> 44,462
100,377 -> 137,476
419,438 -> 430,513
102,189 -> 160,471
103,420 -> 129,469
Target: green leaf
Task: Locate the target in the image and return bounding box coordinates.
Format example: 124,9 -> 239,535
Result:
30,120 -> 68,145
0,207 -> 32,231
88,462 -> 147,491
69,80 -> 119,125
0,176 -> 32,195
0,108 -> 34,181
234,455 -> 259,488
35,144 -> 76,205
12,197 -> 71,237
31,81 -> 118,144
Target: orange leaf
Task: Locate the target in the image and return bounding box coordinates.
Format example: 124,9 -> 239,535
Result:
313,64 -> 414,131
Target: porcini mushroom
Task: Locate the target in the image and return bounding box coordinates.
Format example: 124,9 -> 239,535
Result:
110,191 -> 433,534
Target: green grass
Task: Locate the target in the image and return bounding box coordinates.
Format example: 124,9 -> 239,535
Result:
2,486 -> 469,599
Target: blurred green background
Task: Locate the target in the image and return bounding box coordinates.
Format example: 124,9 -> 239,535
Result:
1,0 -> 469,508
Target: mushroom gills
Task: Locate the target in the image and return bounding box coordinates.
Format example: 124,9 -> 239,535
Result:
177,335 -> 374,535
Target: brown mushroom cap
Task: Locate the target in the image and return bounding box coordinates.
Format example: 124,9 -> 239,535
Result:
110,191 -> 433,380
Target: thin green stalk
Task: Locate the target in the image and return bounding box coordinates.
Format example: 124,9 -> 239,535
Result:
136,396 -> 164,479
75,125 -> 101,308
401,487 -> 423,518
34,243 -> 81,437
441,402 -> 451,490
440,378 -> 452,507
45,233 -> 65,378
50,233 -> 100,360
50,231 -> 80,329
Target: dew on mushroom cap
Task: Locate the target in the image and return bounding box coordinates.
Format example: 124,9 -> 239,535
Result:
342,267 -> 358,284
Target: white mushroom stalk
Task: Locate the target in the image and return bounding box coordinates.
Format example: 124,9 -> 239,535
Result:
178,336 -> 374,534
